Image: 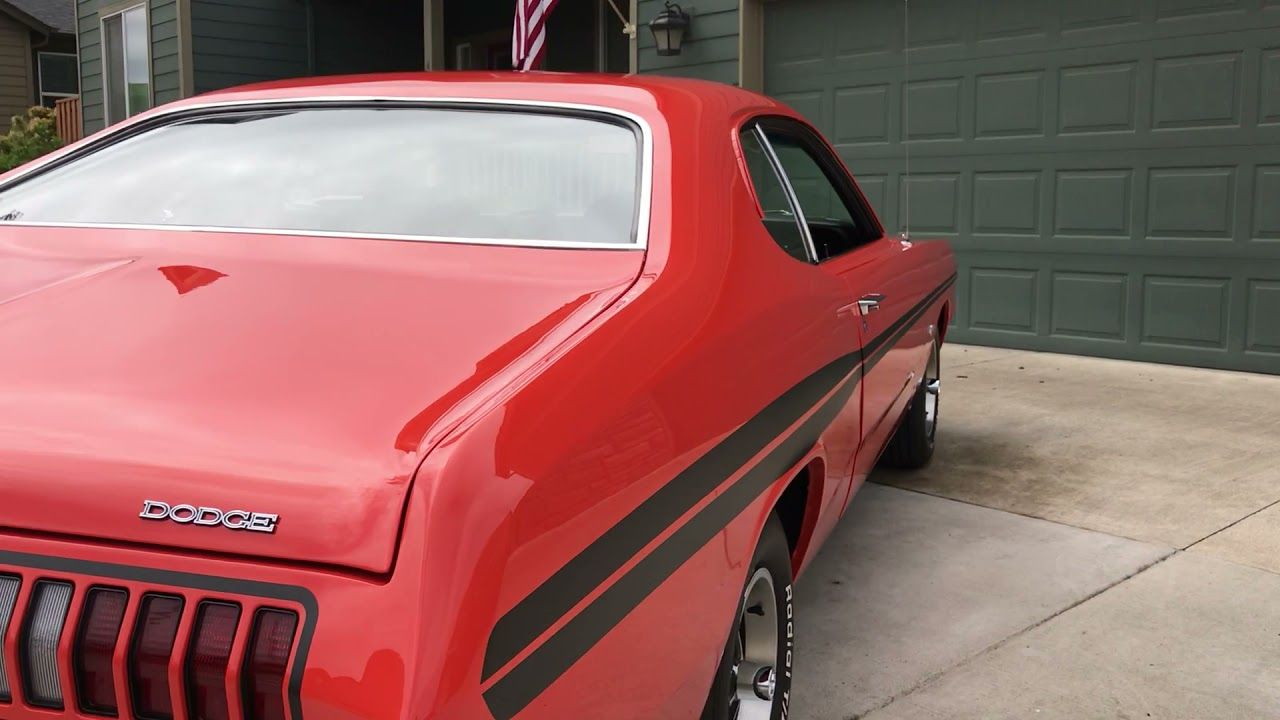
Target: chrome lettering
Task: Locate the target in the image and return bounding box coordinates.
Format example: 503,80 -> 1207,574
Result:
139,500 -> 277,534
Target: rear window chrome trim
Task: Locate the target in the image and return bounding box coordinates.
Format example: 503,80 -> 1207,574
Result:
0,96 -> 655,252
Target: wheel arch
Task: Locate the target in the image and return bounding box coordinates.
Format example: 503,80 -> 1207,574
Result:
771,457 -> 825,572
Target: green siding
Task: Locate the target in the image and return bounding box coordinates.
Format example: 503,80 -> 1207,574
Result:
77,0 -> 103,134
151,0 -> 181,104
637,0 -> 738,85
77,0 -> 181,134
189,0 -> 307,94
764,0 -> 1280,374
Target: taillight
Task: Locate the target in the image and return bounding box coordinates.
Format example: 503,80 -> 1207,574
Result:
187,602 -> 240,720
0,565 -> 304,720
22,580 -> 74,708
0,575 -> 19,702
75,588 -> 128,715
130,595 -> 183,720
242,609 -> 297,720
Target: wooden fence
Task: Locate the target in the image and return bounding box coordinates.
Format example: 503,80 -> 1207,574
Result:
54,96 -> 82,144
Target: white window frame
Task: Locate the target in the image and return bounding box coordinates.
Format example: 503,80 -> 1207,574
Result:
100,2 -> 151,123
36,51 -> 79,105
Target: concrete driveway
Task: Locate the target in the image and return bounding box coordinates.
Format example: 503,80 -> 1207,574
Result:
794,345 -> 1280,719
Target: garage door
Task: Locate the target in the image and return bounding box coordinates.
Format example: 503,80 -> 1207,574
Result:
765,0 -> 1280,373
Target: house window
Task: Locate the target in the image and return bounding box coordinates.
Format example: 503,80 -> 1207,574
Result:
102,4 -> 150,124
37,52 -> 78,107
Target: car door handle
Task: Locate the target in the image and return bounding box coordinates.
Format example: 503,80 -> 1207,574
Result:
857,293 -> 885,315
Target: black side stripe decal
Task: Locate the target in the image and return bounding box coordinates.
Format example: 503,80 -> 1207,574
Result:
484,363 -> 863,720
482,274 -> 956,716
482,351 -> 860,678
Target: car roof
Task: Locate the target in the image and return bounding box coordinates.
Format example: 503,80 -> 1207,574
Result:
169,71 -> 790,125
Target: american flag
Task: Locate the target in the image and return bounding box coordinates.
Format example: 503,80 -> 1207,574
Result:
512,0 -> 560,71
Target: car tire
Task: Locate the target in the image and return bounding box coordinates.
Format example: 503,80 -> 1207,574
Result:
883,335 -> 940,469
702,514 -> 794,720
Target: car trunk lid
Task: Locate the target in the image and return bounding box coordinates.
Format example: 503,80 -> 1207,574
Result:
0,226 -> 642,574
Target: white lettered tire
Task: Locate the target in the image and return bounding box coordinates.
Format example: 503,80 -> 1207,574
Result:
702,514 -> 795,720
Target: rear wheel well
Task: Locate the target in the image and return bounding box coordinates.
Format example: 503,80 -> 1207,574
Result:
775,472 -> 807,555
773,459 -> 822,566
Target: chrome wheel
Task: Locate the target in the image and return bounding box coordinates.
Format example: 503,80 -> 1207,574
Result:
728,568 -> 779,720
923,341 -> 940,443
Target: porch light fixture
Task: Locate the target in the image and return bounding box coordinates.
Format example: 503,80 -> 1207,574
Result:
649,2 -> 691,56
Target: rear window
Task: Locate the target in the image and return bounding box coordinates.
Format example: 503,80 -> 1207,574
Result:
0,106 -> 643,246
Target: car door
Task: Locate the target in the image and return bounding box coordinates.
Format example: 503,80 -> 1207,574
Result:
752,119 -> 920,473
737,123 -> 866,544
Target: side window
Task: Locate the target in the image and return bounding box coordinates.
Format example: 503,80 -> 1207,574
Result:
760,127 -> 876,262
739,129 -> 810,263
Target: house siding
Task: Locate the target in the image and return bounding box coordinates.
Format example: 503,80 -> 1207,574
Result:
77,0 -> 104,134
189,0 -> 307,94
150,0 -> 180,104
0,12 -> 32,122
637,0 -> 738,85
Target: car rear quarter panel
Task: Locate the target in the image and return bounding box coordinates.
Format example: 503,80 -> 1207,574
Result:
388,89 -> 868,719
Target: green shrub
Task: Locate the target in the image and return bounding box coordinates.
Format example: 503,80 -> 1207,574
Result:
0,106 -> 63,172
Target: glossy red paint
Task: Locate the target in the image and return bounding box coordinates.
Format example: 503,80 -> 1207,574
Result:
0,73 -> 955,720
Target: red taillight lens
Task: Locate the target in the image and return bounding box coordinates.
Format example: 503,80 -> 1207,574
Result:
186,603 -> 239,720
242,610 -> 296,720
74,588 -> 128,715
129,595 -> 183,720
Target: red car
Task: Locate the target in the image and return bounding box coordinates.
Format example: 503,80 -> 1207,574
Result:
0,73 -> 954,720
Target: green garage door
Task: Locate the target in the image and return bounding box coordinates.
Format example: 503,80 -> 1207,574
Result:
765,0 -> 1280,374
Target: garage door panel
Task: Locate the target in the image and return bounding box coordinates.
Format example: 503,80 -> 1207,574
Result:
1058,61 -> 1139,134
968,267 -> 1041,335
1061,0 -> 1141,33
1050,272 -> 1129,341
1146,166 -> 1237,240
949,250 -> 1280,371
973,171 -> 1041,236
1157,0 -> 1248,21
1254,165 -> 1280,240
974,70 -> 1046,139
905,77 -> 965,141
1054,169 -> 1133,239
899,172 -> 962,233
977,0 -> 1054,42
1246,280 -> 1280,354
1141,275 -> 1232,349
1152,51 -> 1243,130
833,83 -> 891,144
1262,48 -> 1280,125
